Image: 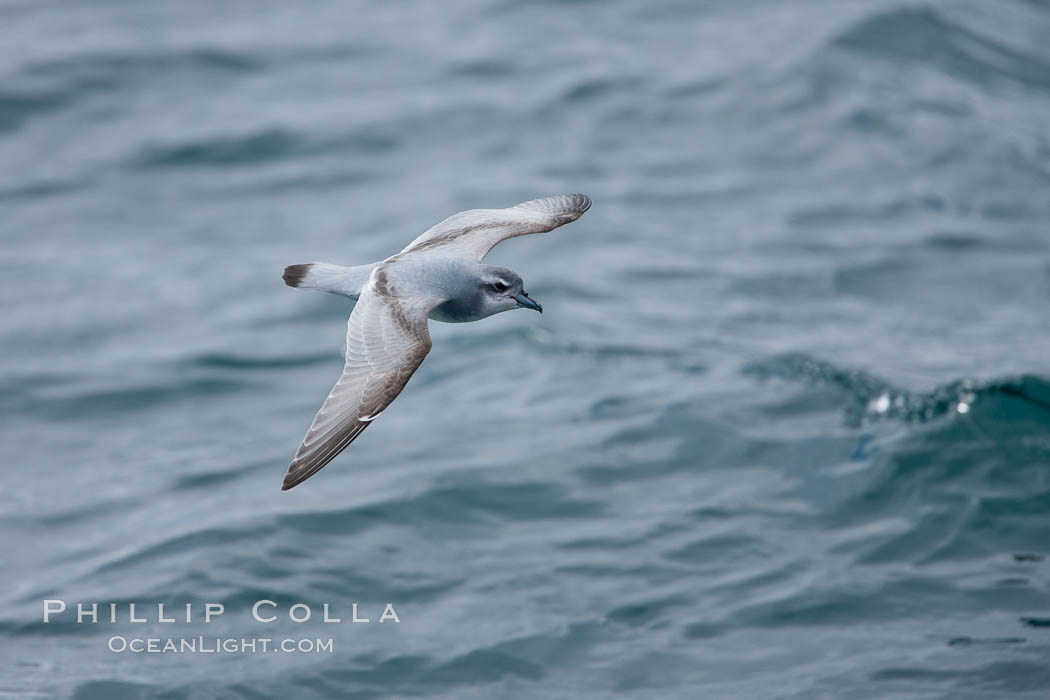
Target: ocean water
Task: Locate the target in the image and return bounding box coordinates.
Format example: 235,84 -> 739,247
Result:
2,0 -> 1049,697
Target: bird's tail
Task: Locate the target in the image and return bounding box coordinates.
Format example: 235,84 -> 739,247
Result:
282,262 -> 376,300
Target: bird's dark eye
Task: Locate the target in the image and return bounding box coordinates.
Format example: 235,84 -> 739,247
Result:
492,280 -> 508,292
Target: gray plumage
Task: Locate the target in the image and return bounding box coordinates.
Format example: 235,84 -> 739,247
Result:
280,194 -> 591,490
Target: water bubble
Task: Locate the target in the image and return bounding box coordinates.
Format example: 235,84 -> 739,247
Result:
868,393 -> 891,414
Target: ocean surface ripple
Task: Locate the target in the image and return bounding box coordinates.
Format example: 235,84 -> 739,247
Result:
2,1 -> 1049,698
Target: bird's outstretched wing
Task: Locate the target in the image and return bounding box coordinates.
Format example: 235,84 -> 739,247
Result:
397,194 -> 591,262
282,267 -> 436,490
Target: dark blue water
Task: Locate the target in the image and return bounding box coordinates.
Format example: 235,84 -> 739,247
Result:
3,1 -> 1049,697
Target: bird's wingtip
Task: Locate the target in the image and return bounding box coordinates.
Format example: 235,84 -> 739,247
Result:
281,466 -> 302,491
571,193 -> 592,214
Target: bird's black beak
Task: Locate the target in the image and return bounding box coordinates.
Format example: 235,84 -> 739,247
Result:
514,292 -> 542,313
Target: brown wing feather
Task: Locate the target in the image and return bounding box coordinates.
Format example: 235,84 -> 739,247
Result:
281,271 -> 434,490
397,194 -> 591,261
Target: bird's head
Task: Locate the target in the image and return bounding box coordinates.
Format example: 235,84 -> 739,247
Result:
477,266 -> 542,317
